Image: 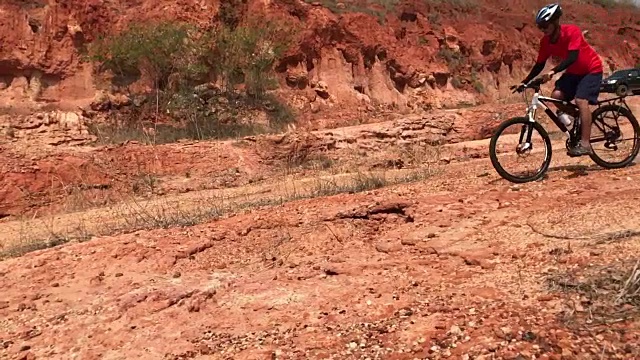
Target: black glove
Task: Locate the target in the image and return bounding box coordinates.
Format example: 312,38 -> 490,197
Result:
510,83 -> 525,93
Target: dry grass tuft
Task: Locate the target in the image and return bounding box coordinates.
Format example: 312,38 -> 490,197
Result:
546,259 -> 640,329
0,160 -> 440,260
617,260 -> 640,305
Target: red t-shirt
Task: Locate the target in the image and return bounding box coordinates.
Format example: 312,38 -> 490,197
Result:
536,24 -> 603,75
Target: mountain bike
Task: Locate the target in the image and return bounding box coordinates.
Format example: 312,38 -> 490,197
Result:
488,76 -> 640,183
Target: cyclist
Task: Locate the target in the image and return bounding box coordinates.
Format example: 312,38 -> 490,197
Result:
517,3 -> 604,157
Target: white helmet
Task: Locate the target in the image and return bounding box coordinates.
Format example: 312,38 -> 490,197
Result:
536,3 -> 563,26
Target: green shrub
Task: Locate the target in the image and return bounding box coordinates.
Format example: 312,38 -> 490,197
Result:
88,22 -> 208,90
211,17 -> 296,97
89,17 -> 297,96
86,16 -> 299,144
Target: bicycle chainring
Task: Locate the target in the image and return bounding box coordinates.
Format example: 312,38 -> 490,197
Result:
566,137 -> 578,151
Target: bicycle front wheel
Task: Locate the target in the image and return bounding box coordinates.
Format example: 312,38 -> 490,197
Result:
489,116 -> 553,183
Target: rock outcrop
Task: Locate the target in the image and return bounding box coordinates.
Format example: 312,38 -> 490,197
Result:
0,0 -> 638,127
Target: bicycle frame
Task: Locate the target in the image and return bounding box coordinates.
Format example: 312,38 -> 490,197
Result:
492,79 -> 640,183
518,85 -> 577,150
520,81 -> 634,146
526,91 -> 575,134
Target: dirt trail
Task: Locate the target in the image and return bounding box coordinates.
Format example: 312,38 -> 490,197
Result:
1,134 -> 640,359
0,132 -> 572,253
0,164 -> 436,253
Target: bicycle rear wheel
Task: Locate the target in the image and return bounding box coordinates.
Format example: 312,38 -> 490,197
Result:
489,116 -> 553,183
589,104 -> 640,169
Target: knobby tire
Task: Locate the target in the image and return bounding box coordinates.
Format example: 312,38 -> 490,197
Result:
489,116 -> 553,183
589,104 -> 640,169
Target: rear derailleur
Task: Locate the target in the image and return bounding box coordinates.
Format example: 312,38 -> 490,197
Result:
603,127 -> 621,151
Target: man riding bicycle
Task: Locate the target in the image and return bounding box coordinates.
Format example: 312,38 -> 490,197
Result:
517,3 -> 604,157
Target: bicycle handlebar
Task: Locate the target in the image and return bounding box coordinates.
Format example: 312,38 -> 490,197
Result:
510,77 -> 546,94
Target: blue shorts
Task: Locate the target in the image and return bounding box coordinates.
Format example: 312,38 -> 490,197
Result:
554,72 -> 603,105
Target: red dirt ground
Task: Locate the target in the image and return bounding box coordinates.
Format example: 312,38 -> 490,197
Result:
2,0 -> 640,359
2,150 -> 640,359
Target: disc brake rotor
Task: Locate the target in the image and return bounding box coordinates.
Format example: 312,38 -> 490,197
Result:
516,143 -> 532,155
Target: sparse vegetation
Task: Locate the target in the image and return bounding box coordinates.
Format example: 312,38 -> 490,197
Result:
546,258 -> 640,330
86,16 -> 299,145
437,47 -> 465,69
471,69 -> 484,93
436,46 -> 486,93
618,260 -> 640,304
437,47 -> 468,89
450,75 -> 463,89
0,163 -> 440,260
89,22 -> 207,89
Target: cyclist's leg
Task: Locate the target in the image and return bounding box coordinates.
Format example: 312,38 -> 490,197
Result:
552,74 -> 579,115
569,72 -> 603,156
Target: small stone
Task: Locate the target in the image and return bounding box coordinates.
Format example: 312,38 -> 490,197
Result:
375,242 -> 402,253
401,238 -> 417,246
522,331 -> 537,342
449,325 -> 463,336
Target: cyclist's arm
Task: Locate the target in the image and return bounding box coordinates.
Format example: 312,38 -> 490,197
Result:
550,50 -> 578,73
522,61 -> 546,84
522,38 -> 549,84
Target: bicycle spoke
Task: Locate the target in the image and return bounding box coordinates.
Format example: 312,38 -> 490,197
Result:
491,120 -> 551,182
589,105 -> 640,168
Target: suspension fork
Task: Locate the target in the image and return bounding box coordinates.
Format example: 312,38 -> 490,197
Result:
519,107 -> 537,144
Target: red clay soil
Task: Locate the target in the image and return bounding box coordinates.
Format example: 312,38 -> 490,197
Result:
0,140 -> 273,217
1,155 -> 640,359
0,102 -> 525,218
2,1 -> 640,358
